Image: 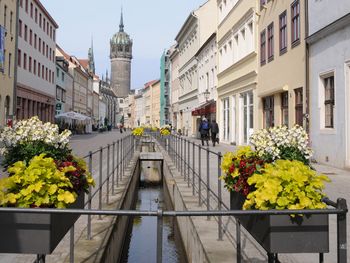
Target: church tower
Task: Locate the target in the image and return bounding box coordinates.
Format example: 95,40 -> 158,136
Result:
88,37 -> 95,74
110,10 -> 133,98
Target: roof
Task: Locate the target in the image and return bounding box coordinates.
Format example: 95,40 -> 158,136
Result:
195,32 -> 216,57
78,59 -> 89,70
144,79 -> 160,88
34,0 -> 59,28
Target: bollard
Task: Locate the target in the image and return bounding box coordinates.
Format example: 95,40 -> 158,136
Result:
87,151 -> 92,240
206,146 -> 210,220
198,145 -> 202,206
106,144 -> 110,204
99,147 -> 103,220
217,152 -> 223,241
70,226 -> 75,263
192,142 -> 195,196
112,142 -> 115,195
337,198 -> 347,263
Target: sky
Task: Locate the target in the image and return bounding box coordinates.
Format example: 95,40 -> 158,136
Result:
40,0 -> 206,89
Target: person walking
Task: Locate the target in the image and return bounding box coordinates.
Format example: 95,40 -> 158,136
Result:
199,117 -> 210,146
210,120 -> 219,147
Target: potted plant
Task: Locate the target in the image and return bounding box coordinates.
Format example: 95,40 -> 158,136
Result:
221,126 -> 331,254
0,117 -> 95,254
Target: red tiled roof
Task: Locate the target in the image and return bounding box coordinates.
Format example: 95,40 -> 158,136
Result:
78,59 -> 89,70
144,79 -> 160,88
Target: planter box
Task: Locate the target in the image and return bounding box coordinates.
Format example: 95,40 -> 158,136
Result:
230,192 -> 329,253
0,193 -> 84,254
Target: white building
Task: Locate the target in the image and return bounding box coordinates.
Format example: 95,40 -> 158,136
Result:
169,48 -> 180,131
16,0 -> 58,122
175,0 -> 217,137
193,33 -> 217,137
134,89 -> 145,127
307,1 -> 350,168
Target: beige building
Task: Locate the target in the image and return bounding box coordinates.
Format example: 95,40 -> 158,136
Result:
257,0 -> 307,130
176,0 -> 217,137
169,48 -> 180,131
217,0 -> 259,145
0,0 -> 17,126
143,79 -> 160,127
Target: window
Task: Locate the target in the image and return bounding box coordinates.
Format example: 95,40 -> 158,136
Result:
52,71 -> 54,83
35,8 -> 37,23
3,5 -> 7,28
43,18 -> 46,31
56,68 -> 59,77
61,71 -> 64,82
8,53 -> 12,77
260,0 -> 266,9
28,56 -> 32,72
10,11 -> 13,33
41,65 -> 44,78
56,87 -> 60,100
24,24 -> 27,41
39,13 -> 42,27
33,59 -> 36,75
295,88 -> 303,126
281,92 -> 289,127
18,49 -> 21,67
34,34 -> 37,48
260,30 -> 266,65
25,0 -> 28,13
263,96 -> 274,128
30,3 -> 33,18
46,22 -> 49,35
38,62 -> 40,76
45,67 -> 48,81
279,11 -> 287,53
18,20 -> 22,37
38,38 -> 41,52
267,23 -> 274,61
23,53 -> 27,70
243,91 -> 254,143
29,29 -> 32,45
324,76 -> 335,128
291,0 -> 300,45
20,0 -> 23,7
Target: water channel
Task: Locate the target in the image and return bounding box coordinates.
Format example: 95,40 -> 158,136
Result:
120,157 -> 187,263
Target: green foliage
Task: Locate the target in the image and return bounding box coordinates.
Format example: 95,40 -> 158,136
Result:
243,160 -> 330,211
0,154 -> 78,208
3,141 -> 72,168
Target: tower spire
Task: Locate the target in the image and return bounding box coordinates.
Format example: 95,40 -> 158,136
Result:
119,7 -> 124,32
88,35 -> 95,74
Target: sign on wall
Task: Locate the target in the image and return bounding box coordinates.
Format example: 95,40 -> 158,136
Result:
0,26 -> 5,73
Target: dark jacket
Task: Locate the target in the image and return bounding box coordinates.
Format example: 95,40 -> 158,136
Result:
210,122 -> 219,133
199,121 -> 209,135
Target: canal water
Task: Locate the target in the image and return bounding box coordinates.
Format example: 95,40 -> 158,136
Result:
120,159 -> 187,263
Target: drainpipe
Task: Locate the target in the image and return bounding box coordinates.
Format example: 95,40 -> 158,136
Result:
12,0 -> 20,121
305,0 -> 310,134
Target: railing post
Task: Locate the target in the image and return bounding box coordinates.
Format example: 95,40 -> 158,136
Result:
87,151 -> 92,240
337,198 -> 347,263
217,152 -> 223,241
180,137 -> 183,176
70,225 -> 75,263
121,138 -> 124,180
192,142 -> 195,196
184,138 -> 187,181
236,221 -> 242,263
116,140 -> 119,187
157,208 -> 163,263
206,146 -> 210,220
112,142 -> 115,195
187,139 -> 190,187
198,145 -> 202,206
106,144 -> 110,204
99,147 -> 103,220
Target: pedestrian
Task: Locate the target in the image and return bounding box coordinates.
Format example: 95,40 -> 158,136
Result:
210,120 -> 219,147
199,117 -> 210,146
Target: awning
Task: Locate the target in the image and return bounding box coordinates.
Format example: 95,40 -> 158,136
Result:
192,100 -> 216,116
55,111 -> 91,121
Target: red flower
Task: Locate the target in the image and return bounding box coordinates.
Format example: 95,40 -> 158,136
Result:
229,165 -> 235,173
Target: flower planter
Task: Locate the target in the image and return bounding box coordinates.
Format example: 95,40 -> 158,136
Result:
0,193 -> 84,254
230,192 -> 329,253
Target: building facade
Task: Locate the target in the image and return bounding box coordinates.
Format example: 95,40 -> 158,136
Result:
308,1 -> 350,168
110,11 -> 132,98
99,77 -> 118,127
16,0 -> 58,122
160,47 -> 172,126
176,0 -> 216,137
193,33 -> 217,138
169,48 -> 180,131
55,56 -> 73,116
257,0 -> 307,132
151,80 -> 161,127
134,89 -> 145,127
217,0 -> 258,145
0,0 -> 17,126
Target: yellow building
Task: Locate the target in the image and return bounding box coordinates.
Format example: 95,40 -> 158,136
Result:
217,0 -> 259,145
0,0 -> 17,126
151,80 -> 161,128
257,0 -> 307,129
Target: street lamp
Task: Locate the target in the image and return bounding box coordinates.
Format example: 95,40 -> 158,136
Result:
203,89 -> 210,102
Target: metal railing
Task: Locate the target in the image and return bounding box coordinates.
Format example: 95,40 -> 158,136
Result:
151,132 -> 348,263
0,133 -> 347,263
